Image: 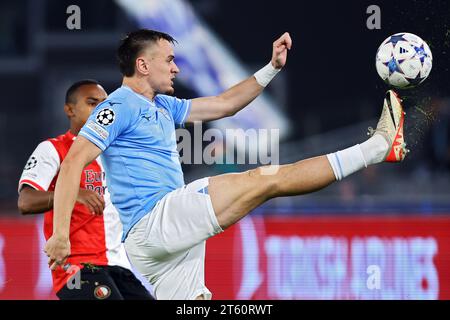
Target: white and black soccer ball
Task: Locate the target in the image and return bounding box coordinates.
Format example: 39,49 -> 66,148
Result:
96,108 -> 115,126
375,32 -> 433,89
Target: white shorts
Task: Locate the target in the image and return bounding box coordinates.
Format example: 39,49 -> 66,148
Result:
124,177 -> 223,300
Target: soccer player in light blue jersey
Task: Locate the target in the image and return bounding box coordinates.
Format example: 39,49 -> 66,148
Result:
45,29 -> 407,300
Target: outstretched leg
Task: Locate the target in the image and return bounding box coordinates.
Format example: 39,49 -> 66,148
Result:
209,90 -> 407,229
209,156 -> 336,228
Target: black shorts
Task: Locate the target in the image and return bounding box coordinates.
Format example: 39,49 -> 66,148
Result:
56,265 -> 154,300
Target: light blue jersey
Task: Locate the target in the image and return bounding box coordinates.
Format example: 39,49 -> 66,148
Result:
79,85 -> 191,241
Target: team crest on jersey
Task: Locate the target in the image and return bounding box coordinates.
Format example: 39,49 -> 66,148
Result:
94,285 -> 111,299
157,107 -> 171,120
24,156 -> 37,170
96,108 -> 115,126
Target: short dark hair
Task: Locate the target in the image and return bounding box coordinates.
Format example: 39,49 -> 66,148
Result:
65,79 -> 100,104
117,29 -> 176,77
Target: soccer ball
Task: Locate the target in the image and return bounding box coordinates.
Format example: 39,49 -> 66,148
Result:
375,32 -> 432,89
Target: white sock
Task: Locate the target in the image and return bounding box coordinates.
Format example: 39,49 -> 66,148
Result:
326,134 -> 389,181
359,134 -> 389,166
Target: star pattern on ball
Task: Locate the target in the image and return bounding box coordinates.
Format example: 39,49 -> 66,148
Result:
388,34 -> 406,45
414,44 -> 428,65
384,57 -> 404,76
406,71 -> 425,87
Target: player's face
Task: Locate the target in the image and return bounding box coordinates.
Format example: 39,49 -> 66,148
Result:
69,84 -> 107,128
143,39 -> 180,95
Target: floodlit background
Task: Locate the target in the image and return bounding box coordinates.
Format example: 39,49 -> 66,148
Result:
0,0 -> 449,299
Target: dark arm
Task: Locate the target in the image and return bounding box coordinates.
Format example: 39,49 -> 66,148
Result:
18,186 -> 54,215
18,184 -> 105,216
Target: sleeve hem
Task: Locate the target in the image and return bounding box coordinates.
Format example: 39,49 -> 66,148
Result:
18,180 -> 45,193
180,99 -> 192,127
78,131 -> 107,151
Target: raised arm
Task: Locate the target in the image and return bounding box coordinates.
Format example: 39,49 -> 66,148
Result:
186,32 -> 292,123
44,136 -> 102,270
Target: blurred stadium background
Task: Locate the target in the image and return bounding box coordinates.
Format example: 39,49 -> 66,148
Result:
0,0 -> 449,299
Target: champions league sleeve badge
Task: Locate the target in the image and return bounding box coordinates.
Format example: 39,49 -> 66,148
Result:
96,108 -> 115,126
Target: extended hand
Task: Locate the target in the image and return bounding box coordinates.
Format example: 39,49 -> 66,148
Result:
44,235 -> 71,270
77,188 -> 105,215
271,32 -> 292,69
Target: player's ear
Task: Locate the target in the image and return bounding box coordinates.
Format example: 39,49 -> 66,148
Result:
64,103 -> 75,118
136,57 -> 150,76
